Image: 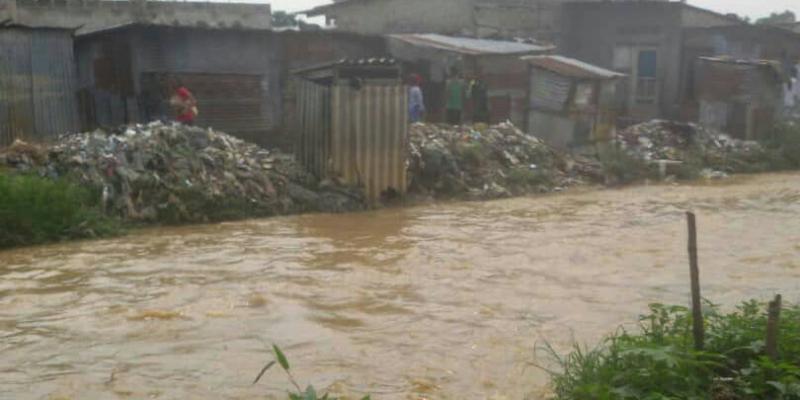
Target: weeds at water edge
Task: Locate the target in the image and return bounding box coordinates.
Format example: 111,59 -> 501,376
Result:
254,344 -> 371,400
538,301 -> 800,400
0,173 -> 120,248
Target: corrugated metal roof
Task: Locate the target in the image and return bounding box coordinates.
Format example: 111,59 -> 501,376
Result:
78,21 -> 274,37
292,57 -> 397,75
523,55 -> 625,80
698,56 -> 779,67
390,33 -> 553,56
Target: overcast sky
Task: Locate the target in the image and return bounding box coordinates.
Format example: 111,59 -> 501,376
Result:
266,0 -> 799,21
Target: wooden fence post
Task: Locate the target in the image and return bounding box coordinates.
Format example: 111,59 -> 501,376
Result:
766,294 -> 782,361
687,212 -> 705,351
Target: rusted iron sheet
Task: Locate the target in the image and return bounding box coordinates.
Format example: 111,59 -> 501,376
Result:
525,55 -> 625,80
0,27 -> 78,147
295,79 -> 331,179
331,84 -> 408,203
295,79 -> 408,204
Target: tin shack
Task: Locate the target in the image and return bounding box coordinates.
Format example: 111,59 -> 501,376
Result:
294,58 -> 407,204
0,24 -> 79,146
524,55 -> 624,150
694,57 -> 784,140
75,23 -> 281,146
388,33 -> 553,126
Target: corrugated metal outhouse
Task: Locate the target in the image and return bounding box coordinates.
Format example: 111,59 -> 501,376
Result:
524,55 -> 625,150
0,25 -> 79,147
694,57 -> 784,140
294,58 -> 408,204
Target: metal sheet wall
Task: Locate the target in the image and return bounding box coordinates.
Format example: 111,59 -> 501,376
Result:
295,79 -> 331,179
133,27 -> 280,135
295,79 -> 408,204
0,28 -> 78,147
331,83 -> 408,203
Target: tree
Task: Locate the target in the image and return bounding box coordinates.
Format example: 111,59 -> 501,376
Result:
272,11 -> 298,28
756,10 -> 796,25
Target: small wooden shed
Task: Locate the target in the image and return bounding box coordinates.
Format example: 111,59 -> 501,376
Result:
293,58 -> 408,204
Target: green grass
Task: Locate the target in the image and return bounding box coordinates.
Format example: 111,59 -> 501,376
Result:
598,148 -> 654,185
543,301 -> 800,400
0,173 -> 120,248
763,122 -> 800,171
506,167 -> 553,188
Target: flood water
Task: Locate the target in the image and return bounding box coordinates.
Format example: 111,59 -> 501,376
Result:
2,173 -> 799,400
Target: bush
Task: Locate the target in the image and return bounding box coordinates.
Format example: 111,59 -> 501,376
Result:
598,148 -> 654,185
763,122 -> 800,170
457,142 -> 489,169
507,167 -> 553,188
544,301 -> 800,400
0,173 -> 119,248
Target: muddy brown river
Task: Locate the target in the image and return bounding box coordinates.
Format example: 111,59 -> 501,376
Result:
2,173 -> 799,400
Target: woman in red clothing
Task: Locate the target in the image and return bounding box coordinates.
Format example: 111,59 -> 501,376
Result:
168,77 -> 198,125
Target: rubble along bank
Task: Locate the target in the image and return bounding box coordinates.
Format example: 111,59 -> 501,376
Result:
0,122 -> 368,248
1,122 -> 366,224
408,122 -> 600,200
0,119 -> 794,248
607,119 -> 800,182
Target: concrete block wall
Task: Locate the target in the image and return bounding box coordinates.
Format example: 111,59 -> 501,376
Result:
0,0 -> 16,22
9,0 -> 271,34
325,0 -> 475,36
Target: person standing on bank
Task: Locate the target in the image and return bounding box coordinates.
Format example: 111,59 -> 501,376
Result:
469,76 -> 489,124
168,77 -> 198,126
445,69 -> 465,125
408,73 -> 426,123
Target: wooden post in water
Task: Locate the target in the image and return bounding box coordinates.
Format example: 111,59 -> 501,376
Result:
766,294 -> 782,361
687,212 -> 704,351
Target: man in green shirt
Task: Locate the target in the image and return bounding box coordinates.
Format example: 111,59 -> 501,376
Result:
445,71 -> 465,125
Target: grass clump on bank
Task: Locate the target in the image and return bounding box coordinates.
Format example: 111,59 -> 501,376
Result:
762,122 -> 800,171
544,301 -> 800,400
0,173 -> 120,248
598,148 -> 654,185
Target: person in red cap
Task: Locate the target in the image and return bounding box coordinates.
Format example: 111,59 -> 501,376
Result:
168,76 -> 198,125
408,73 -> 425,123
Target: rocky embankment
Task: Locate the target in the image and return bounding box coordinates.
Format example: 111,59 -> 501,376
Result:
0,122 -> 364,224
0,119 -> 782,228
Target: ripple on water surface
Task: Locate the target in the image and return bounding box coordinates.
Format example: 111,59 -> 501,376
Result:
1,173 -> 800,399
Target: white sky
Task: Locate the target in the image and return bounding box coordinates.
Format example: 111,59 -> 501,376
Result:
265,0 -> 799,21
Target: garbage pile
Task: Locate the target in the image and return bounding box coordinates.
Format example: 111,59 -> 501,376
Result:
408,122 -> 591,200
0,122 -> 364,222
614,120 -> 767,173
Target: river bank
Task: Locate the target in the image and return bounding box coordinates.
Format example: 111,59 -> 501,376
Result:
0,121 -> 590,249
1,172 -> 799,399
1,119 -> 796,249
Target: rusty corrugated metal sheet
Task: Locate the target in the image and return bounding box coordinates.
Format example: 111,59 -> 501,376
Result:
524,55 -> 625,80
295,79 -> 331,179
295,79 -> 408,204
390,33 -> 554,56
331,83 -> 408,203
1,27 -> 78,147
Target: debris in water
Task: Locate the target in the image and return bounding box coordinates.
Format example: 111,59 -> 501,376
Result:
127,309 -> 186,321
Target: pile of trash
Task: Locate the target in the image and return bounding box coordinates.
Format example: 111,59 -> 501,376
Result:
408,122 -> 591,200
615,120 -> 767,174
0,122 -> 364,222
